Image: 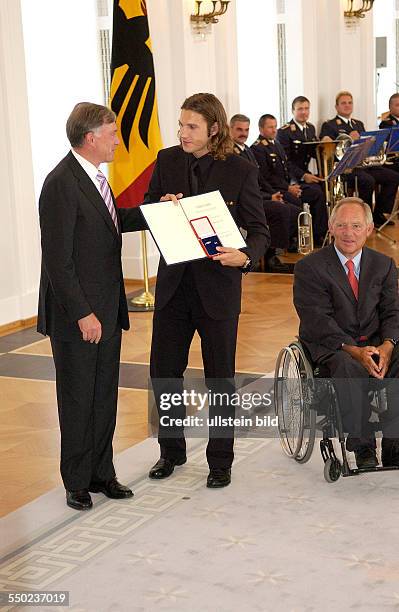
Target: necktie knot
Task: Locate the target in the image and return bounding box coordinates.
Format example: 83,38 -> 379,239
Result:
345,259 -> 354,272
96,170 -> 106,183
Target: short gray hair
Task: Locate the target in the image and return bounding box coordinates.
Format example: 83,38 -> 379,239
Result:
230,113 -> 250,126
329,197 -> 373,226
66,102 -> 116,147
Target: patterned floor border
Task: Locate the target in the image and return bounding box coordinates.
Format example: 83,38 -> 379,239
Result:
0,438 -> 270,608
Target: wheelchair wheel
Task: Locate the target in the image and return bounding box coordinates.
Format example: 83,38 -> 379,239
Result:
323,457 -> 341,483
274,342 -> 316,462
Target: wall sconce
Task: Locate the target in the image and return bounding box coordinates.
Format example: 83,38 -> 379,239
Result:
190,1 -> 230,38
344,0 -> 375,20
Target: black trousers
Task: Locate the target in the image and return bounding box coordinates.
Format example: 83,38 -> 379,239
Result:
347,167 -> 399,214
320,345 -> 399,450
50,328 -> 122,490
150,269 -> 238,468
263,199 -> 298,249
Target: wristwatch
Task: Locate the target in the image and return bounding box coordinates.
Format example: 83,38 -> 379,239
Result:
242,257 -> 252,272
384,338 -> 398,347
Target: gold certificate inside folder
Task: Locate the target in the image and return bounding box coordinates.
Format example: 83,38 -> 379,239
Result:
140,190 -> 246,265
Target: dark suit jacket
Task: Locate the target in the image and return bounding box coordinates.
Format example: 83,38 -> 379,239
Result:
293,244 -> 399,362
145,145 -> 269,319
37,151 -> 146,341
276,120 -> 317,181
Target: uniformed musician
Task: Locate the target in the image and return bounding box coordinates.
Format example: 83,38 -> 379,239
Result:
276,96 -> 322,186
230,113 -> 298,271
320,90 -> 399,227
251,113 -> 328,246
379,93 -> 399,174
379,93 -> 399,129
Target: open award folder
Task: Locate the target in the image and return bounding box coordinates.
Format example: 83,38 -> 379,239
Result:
140,190 -> 247,265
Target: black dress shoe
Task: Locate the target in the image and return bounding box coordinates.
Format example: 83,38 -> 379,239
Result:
265,255 -> 289,273
381,438 -> 399,467
206,468 -> 231,488
66,489 -> 93,511
89,477 -> 133,499
354,446 -> 378,469
149,456 -> 187,479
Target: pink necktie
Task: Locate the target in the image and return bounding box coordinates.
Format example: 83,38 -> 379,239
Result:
345,259 -> 358,300
96,170 -> 119,232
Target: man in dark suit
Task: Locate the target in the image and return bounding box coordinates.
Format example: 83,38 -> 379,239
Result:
251,114 -> 328,246
294,197 -> 399,468
320,91 -> 399,226
147,93 -> 269,488
38,102 -> 146,510
229,113 -> 297,272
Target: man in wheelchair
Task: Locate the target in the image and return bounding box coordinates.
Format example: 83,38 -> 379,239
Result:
293,197 -> 399,469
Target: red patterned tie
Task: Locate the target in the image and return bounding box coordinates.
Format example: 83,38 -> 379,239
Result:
345,259 -> 358,299
96,170 -> 119,232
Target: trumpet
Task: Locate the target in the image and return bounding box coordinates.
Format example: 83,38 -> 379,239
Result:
298,203 -> 314,255
335,133 -> 352,160
336,132 -> 387,167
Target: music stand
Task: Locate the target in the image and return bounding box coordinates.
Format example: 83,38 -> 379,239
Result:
365,128 -> 399,243
321,138 -> 375,246
328,137 -> 375,180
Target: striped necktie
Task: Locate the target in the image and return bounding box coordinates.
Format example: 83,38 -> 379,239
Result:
96,170 -> 119,232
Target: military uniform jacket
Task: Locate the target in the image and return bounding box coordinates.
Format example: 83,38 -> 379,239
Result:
234,143 -> 275,200
250,136 -> 291,193
319,115 -> 365,140
379,114 -> 399,130
276,119 -> 317,181
145,145 -> 269,320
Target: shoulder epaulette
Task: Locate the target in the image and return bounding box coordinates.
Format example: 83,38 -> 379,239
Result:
280,124 -> 290,130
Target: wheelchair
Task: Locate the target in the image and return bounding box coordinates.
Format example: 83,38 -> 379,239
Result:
274,340 -> 399,482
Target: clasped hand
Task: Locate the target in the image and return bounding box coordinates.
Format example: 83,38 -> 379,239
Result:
345,342 -> 394,379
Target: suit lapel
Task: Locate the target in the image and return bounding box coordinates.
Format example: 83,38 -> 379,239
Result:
67,152 -> 119,239
204,158 -> 226,193
357,247 -> 373,305
171,149 -> 191,197
326,245 -> 357,305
